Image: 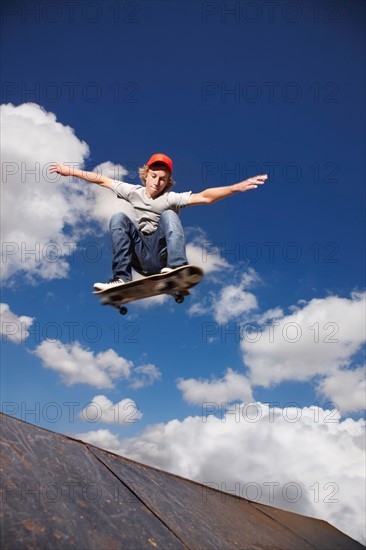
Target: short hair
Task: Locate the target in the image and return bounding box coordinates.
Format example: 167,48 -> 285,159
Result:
139,164 -> 175,191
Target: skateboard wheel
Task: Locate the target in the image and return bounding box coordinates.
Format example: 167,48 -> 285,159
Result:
119,306 -> 128,315
175,295 -> 184,304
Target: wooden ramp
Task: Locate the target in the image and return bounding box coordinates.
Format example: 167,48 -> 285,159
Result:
0,413 -> 363,549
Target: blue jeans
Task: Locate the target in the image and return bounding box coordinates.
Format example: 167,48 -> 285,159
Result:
109,209 -> 188,281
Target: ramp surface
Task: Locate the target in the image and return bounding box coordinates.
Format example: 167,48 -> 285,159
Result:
0,413 -> 363,549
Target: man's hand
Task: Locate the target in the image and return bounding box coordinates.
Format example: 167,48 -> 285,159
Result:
49,163 -> 73,176
233,174 -> 268,192
48,163 -> 113,188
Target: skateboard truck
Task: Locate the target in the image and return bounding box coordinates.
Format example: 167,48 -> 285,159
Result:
117,289 -> 187,315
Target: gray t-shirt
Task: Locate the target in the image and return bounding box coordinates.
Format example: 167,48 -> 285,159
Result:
111,180 -> 192,234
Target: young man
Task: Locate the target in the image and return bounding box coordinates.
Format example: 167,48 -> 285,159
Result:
50,154 -> 267,290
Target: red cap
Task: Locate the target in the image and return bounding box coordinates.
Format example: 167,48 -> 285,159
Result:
147,153 -> 173,174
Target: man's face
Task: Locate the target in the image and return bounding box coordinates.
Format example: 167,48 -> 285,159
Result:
145,164 -> 170,198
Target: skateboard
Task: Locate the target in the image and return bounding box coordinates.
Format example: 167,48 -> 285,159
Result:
93,265 -> 204,315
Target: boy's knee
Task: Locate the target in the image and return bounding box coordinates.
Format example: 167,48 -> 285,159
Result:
109,212 -> 130,230
160,209 -> 180,226
161,209 -> 178,219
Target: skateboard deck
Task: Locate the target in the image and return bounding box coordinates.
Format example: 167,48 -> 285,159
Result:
93,265 -> 204,315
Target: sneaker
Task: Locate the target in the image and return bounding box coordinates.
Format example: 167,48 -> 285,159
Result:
93,277 -> 126,291
160,267 -> 174,274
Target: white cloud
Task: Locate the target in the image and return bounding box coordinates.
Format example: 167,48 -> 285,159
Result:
74,428 -> 123,452
186,243 -> 230,274
187,300 -> 211,317
317,366 -> 366,414
78,161 -> 129,230
178,368 -> 253,405
185,227 -> 231,274
80,395 -> 142,424
1,103 -> 90,282
33,339 -> 161,391
241,292 -> 366,387
0,303 -> 34,344
189,267 -> 260,323
256,307 -> 284,324
0,103 -> 132,284
129,363 -> 162,389
75,404 -> 365,545
213,282 -> 258,323
33,340 -> 132,389
92,161 -> 128,182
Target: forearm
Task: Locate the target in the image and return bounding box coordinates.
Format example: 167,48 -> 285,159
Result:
50,163 -> 113,187
68,167 -> 110,186
198,184 -> 239,203
189,175 -> 267,206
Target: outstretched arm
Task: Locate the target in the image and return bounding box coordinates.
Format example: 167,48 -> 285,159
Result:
49,163 -> 114,189
189,174 -> 267,205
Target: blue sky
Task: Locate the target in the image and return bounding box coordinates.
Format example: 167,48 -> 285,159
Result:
1,0 -> 365,544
